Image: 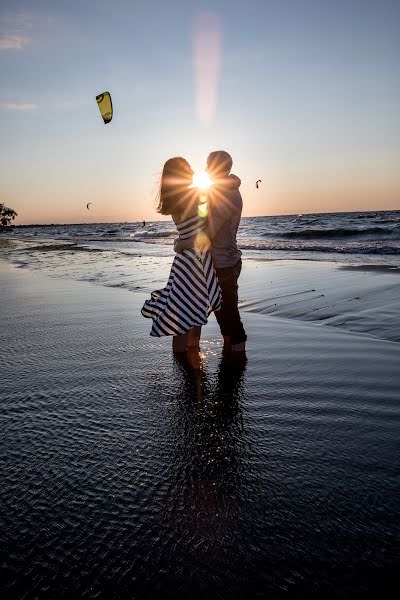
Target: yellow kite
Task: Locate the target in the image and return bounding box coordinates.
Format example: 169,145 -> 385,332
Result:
96,91 -> 113,124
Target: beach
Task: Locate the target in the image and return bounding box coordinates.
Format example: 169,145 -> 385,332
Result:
1,255 -> 400,598
1,0 -> 399,590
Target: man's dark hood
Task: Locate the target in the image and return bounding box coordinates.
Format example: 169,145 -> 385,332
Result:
214,174 -> 241,189
227,174 -> 241,188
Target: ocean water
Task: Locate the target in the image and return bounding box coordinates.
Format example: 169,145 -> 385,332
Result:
6,209 -> 400,255
1,268 -> 400,598
1,211 -> 399,293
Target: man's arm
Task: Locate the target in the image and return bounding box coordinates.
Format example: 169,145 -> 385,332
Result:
206,193 -> 231,240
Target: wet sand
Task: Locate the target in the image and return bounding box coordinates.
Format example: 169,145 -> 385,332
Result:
1,263 -> 400,598
240,259 -> 400,342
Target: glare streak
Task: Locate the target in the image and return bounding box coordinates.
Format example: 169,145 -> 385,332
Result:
193,12 -> 222,126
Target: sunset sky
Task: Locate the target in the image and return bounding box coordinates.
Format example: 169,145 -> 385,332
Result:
1,0 -> 399,224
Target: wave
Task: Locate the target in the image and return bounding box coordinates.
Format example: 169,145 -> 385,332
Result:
22,243 -> 142,257
276,226 -> 397,240
128,230 -> 176,239
20,240 -> 400,257
375,218 -> 400,224
239,240 -> 400,255
27,243 -> 97,252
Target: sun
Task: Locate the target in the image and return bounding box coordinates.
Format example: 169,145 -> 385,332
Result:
191,170 -> 213,190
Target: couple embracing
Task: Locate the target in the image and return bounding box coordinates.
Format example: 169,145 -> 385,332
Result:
141,150 -> 247,358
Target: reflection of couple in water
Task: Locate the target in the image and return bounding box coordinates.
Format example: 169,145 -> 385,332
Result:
141,150 -> 247,360
172,350 -> 247,526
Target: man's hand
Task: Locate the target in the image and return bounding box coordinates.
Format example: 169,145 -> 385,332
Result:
174,234 -> 211,254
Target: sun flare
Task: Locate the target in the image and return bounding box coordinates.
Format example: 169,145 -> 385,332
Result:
191,170 -> 212,190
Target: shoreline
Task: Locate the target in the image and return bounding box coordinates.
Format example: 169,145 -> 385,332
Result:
1,250 -> 400,344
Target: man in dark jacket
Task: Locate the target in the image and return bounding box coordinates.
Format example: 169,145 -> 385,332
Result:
175,150 -> 247,355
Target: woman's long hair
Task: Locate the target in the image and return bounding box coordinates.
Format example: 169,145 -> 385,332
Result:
157,157 -> 194,215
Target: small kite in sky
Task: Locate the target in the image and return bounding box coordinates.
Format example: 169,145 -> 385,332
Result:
256,180 -> 262,189
96,91 -> 113,124
86,202 -> 92,210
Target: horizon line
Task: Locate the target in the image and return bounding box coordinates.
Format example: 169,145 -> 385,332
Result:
10,207 -> 400,227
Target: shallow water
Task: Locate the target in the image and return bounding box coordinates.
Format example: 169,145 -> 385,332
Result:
1,267 -> 399,598
3,210 -> 400,266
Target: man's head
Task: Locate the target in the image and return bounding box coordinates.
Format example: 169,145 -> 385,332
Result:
206,150 -> 233,179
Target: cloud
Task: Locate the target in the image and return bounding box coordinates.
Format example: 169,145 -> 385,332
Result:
0,34 -> 29,49
0,102 -> 38,111
0,11 -> 33,50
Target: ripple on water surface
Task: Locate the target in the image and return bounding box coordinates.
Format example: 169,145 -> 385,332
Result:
1,269 -> 400,598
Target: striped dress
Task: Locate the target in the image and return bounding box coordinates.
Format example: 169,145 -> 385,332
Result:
141,214 -> 222,337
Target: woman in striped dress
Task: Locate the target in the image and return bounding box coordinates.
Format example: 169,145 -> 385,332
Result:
141,157 -> 222,353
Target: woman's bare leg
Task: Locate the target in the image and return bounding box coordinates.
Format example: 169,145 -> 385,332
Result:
173,334 -> 187,353
186,346 -> 202,371
187,326 -> 202,349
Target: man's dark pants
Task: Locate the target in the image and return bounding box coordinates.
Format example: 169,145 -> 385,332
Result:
215,259 -> 247,345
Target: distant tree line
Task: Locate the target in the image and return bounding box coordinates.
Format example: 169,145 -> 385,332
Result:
0,204 -> 17,227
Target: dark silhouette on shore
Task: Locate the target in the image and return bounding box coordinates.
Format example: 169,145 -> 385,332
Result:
0,203 -> 17,228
